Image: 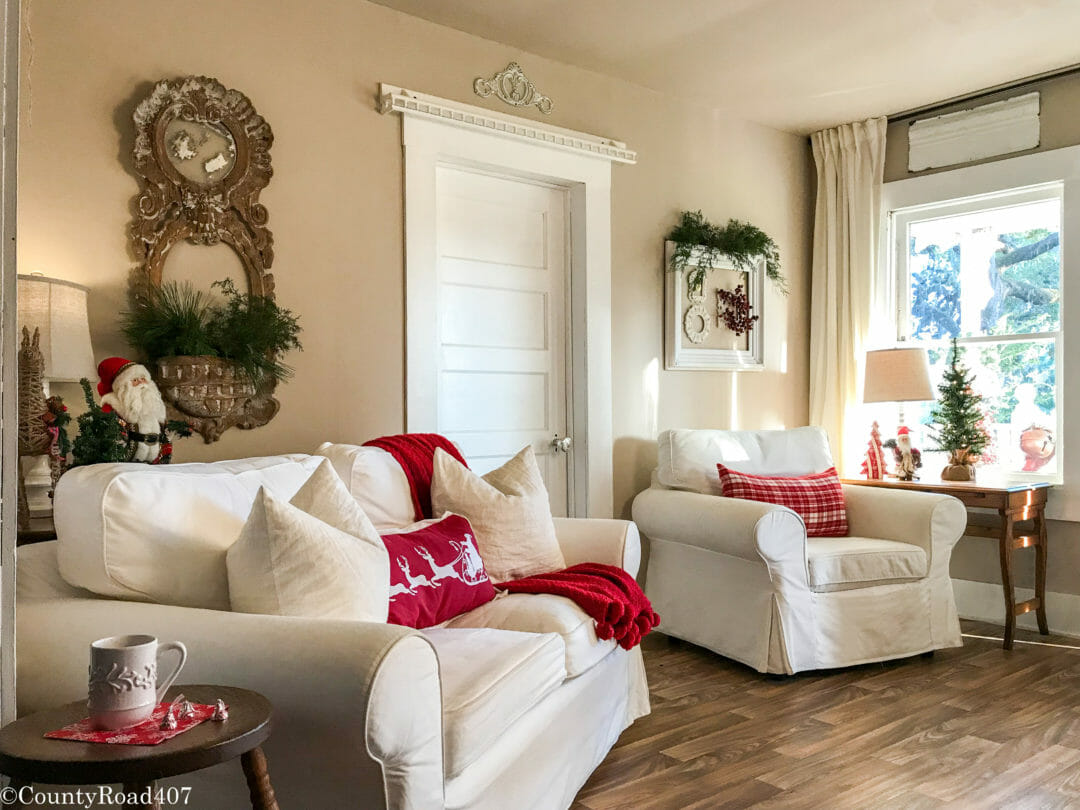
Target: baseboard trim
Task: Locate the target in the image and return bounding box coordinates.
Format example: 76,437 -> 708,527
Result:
952,578 -> 1080,639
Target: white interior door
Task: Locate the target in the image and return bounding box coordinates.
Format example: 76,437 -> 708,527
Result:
434,166 -> 571,515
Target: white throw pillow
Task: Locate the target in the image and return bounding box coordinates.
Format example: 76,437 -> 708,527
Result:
227,479 -> 390,621
430,446 -> 565,583
290,460 -> 388,554
314,441 -> 415,529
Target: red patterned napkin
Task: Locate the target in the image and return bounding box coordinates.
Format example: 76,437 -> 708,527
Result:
45,701 -> 221,745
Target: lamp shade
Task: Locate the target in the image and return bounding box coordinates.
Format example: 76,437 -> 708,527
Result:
17,274 -> 95,382
863,347 -> 934,403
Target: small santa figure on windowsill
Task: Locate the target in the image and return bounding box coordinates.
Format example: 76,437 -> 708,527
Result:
96,357 -> 191,463
883,426 -> 922,482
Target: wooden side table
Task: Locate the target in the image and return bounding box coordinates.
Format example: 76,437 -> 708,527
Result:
0,685 -> 278,810
843,478 -> 1051,650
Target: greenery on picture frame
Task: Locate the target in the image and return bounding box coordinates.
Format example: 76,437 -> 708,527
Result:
666,210 -> 787,295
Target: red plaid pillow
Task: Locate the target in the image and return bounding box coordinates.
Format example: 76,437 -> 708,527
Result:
716,464 -> 848,537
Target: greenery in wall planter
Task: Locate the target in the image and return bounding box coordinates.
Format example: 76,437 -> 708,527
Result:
667,210 -> 787,295
121,278 -> 303,389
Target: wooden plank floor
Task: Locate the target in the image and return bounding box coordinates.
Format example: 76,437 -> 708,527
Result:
573,621 -> 1080,809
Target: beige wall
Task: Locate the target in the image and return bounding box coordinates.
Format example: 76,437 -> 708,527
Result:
884,72 -> 1080,597
19,0 -> 813,520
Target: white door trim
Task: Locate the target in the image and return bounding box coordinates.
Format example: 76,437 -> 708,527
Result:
399,113 -> 615,517
1,0 -> 19,725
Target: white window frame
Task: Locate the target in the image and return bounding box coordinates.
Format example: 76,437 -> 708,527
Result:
881,145 -> 1080,521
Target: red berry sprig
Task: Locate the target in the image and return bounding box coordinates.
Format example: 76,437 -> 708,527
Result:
716,285 -> 758,336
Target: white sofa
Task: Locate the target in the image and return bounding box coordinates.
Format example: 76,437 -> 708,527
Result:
17,447 -> 649,809
632,427 -> 968,674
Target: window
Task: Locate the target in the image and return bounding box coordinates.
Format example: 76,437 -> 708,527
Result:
890,183 -> 1062,482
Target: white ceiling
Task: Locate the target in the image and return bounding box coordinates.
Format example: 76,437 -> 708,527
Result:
371,0 -> 1080,134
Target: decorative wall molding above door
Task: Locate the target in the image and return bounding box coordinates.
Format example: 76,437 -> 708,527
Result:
378,84 -> 636,164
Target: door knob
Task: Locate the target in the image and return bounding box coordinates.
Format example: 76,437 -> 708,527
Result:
551,434 -> 573,453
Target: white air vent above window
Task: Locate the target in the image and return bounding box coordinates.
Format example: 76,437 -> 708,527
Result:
908,92 -> 1040,171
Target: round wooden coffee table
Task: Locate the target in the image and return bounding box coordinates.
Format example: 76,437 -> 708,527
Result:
0,685 -> 277,810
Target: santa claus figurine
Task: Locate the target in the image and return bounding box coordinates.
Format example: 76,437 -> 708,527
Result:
888,426 -> 923,481
97,357 -> 168,462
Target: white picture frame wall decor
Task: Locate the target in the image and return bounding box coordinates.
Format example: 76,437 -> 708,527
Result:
664,240 -> 765,371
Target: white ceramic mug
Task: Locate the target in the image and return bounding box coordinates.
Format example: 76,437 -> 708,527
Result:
88,635 -> 188,730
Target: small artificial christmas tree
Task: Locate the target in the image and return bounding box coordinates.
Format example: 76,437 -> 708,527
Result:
860,421 -> 886,480
926,337 -> 989,481
70,378 -> 129,467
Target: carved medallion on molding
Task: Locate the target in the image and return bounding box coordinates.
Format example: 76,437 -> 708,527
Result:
474,62 -> 553,115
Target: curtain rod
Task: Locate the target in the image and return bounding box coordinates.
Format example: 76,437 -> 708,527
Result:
888,62 -> 1080,123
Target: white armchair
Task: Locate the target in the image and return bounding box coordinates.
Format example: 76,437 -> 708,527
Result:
632,427 -> 967,674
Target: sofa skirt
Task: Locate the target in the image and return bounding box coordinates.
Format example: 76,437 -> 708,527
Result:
646,538 -> 962,674
445,645 -> 649,810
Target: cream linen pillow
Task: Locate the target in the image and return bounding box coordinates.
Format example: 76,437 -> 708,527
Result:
430,446 -> 565,582
289,460 -> 389,556
227,464 -> 390,620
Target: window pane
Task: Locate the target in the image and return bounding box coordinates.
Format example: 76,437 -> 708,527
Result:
907,199 -> 1060,340
905,339 -> 1057,477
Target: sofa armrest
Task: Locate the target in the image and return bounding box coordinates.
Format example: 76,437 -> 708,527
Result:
552,518 -> 641,577
843,485 -> 967,567
632,487 -> 805,563
17,598 -> 443,810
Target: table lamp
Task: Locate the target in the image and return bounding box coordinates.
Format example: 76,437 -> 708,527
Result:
863,346 -> 934,481
17,274 -> 95,528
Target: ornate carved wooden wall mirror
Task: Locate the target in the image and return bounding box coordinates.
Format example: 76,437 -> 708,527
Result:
129,76 -> 281,442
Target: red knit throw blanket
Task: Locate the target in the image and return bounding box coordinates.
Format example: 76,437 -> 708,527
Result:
363,433 -> 469,521
496,563 -> 660,650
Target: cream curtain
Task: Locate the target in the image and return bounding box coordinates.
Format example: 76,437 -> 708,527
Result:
808,117 -> 887,473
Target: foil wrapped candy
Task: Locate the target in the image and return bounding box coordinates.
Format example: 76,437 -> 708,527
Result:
213,699 -> 229,721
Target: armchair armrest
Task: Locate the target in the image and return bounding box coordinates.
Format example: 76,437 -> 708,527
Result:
17,599 -> 443,810
553,517 -> 641,577
631,487 -> 806,571
843,485 -> 967,566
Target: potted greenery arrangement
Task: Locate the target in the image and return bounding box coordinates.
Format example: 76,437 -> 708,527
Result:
121,279 -> 302,442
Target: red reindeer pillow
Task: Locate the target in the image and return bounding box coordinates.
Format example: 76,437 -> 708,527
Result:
380,513 -> 496,628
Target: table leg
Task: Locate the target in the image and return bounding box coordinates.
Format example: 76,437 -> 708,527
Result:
123,781 -> 161,810
999,510 -> 1016,650
241,747 -> 279,810
1035,506 -> 1050,635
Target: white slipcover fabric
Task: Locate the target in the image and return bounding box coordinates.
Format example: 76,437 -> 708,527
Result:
635,427 -> 967,673
444,593 -> 617,678
54,455 -> 322,610
443,646 -> 649,810
657,426 -> 834,495
315,441 -> 416,528
806,536 -> 927,592
422,627 -> 567,778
